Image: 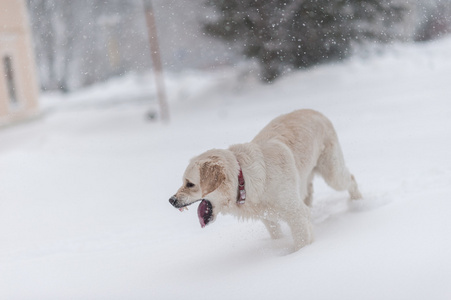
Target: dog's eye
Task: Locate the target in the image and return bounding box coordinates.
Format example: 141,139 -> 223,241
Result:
186,182 -> 195,188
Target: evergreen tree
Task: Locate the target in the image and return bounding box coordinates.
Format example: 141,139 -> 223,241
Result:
204,0 -> 406,82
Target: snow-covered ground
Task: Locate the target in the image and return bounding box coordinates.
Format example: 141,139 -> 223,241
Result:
1,38 -> 451,299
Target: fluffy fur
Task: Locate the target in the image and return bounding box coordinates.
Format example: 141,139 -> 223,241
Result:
170,109 -> 362,251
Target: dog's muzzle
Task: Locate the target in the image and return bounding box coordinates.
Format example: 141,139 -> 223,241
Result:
169,195 -> 190,212
169,195 -> 178,207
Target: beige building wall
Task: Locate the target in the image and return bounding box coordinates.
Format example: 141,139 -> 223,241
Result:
0,0 -> 39,126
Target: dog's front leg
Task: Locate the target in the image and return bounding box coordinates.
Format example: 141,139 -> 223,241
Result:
284,207 -> 314,251
262,219 -> 283,239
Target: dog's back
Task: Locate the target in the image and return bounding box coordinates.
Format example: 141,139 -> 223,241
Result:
252,109 -> 337,176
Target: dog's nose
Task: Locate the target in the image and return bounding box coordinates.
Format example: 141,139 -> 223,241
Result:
169,195 -> 178,206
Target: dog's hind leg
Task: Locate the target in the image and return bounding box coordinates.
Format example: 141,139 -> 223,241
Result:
262,219 -> 283,239
347,174 -> 362,200
316,140 -> 362,200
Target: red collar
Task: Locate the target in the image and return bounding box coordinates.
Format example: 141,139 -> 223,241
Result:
237,162 -> 246,204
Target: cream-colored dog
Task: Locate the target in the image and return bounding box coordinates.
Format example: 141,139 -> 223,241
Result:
169,109 -> 362,251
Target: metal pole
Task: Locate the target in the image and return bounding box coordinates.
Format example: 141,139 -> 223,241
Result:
143,0 -> 169,122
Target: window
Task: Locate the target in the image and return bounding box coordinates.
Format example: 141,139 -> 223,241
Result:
3,55 -> 18,105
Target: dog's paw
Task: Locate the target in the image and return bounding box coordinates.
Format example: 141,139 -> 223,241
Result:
348,193 -> 392,212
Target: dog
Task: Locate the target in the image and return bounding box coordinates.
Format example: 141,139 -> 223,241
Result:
169,109 -> 362,251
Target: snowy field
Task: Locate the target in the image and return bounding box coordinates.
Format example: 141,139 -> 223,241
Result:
1,38 -> 451,299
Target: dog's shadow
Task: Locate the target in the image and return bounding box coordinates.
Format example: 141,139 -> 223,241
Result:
163,222 -> 296,283
165,237 -> 287,284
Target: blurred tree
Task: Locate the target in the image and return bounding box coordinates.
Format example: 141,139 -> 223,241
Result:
204,0 -> 406,82
414,1 -> 451,42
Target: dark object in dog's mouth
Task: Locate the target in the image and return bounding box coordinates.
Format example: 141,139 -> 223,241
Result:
171,198 -> 213,228
197,199 -> 213,228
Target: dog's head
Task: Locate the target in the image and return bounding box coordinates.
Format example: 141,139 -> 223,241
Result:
169,150 -> 234,228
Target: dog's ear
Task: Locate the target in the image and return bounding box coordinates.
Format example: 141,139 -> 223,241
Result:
199,159 -> 226,197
